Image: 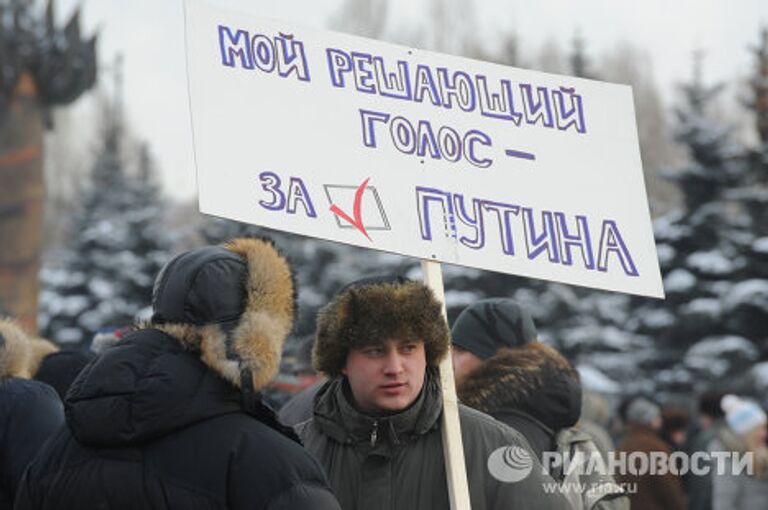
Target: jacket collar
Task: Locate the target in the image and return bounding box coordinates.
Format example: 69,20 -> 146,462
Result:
312,368 -> 442,455
495,408 -> 555,458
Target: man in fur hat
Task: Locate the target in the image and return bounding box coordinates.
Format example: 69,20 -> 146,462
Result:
296,277 -> 571,510
15,238 -> 341,510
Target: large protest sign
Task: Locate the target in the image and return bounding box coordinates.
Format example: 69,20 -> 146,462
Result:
184,0 -> 664,298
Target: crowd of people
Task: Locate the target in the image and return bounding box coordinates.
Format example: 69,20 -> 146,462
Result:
1,237 -> 767,509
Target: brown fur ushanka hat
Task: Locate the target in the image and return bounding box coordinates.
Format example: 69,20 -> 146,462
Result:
0,318 -> 59,380
149,237 -> 295,392
0,318 -> 32,379
313,278 -> 450,377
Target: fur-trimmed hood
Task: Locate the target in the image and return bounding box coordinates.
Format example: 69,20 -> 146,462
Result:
147,237 -> 295,392
313,279 -> 450,378
457,342 -> 582,433
0,318 -> 32,379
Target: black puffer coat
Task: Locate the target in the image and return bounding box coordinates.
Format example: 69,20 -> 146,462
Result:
15,330 -> 340,510
0,378 -> 63,507
16,238 -> 340,510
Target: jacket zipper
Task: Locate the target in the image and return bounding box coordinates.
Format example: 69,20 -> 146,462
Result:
370,420 -> 379,447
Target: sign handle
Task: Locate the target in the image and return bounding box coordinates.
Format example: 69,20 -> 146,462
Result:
421,259 -> 472,510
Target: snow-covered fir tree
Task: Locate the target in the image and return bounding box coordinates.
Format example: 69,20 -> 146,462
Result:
719,27 -> 768,398
39,106 -> 172,345
569,31 -> 598,80
595,48 -> 768,400
125,143 -> 176,312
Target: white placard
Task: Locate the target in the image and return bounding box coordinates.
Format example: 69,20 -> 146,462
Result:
184,0 -> 664,298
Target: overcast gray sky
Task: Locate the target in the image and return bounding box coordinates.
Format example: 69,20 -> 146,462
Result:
56,0 -> 768,200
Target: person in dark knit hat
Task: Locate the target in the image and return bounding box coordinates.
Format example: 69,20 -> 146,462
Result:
296,277 -> 571,510
452,298 -> 628,509
15,238 -> 340,510
450,298 -> 537,385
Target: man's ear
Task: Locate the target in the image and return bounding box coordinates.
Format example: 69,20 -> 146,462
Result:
341,366 -> 347,376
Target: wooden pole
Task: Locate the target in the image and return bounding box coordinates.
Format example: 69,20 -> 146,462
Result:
421,259 -> 472,510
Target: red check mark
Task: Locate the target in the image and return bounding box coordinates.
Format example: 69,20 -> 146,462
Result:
330,177 -> 372,241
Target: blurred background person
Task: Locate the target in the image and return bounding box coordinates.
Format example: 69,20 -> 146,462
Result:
89,326 -> 132,355
616,396 -> 686,510
0,318 -> 64,507
711,395 -> 768,510
660,407 -> 690,453
686,390 -> 726,510
277,334 -> 328,427
33,349 -> 94,401
265,334 -> 323,411
660,406 -> 690,476
579,390 -> 616,464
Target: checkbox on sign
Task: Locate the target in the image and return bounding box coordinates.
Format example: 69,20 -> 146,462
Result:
324,182 -> 391,233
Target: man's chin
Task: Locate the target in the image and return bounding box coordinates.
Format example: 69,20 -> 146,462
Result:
375,394 -> 416,413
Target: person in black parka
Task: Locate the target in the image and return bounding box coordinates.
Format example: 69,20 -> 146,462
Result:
14,237 -> 341,510
0,318 -> 64,508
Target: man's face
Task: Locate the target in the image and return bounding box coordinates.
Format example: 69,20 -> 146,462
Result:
342,338 -> 427,413
451,345 -> 483,385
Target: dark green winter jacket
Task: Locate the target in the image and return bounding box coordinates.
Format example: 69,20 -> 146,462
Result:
296,371 -> 572,510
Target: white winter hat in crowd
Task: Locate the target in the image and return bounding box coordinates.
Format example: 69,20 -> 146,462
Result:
721,395 -> 767,435
625,397 -> 661,427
